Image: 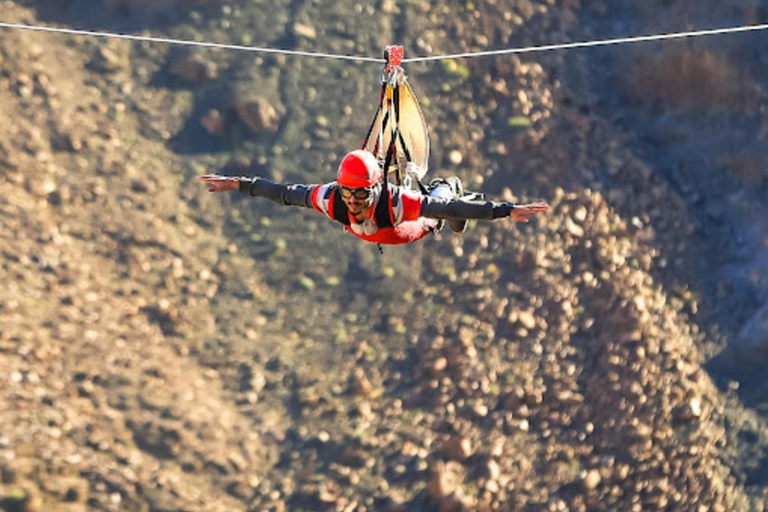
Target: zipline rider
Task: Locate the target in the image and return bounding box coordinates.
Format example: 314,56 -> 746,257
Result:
198,150 -> 549,246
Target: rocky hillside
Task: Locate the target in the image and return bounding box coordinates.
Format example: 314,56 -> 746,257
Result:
1,0 -> 767,511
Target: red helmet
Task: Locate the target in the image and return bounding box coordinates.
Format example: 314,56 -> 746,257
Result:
337,150 -> 382,188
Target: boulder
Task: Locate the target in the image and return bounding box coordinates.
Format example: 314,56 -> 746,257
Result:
170,56 -> 218,84
233,98 -> 282,133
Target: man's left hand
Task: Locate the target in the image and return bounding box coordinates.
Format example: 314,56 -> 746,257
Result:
510,202 -> 549,223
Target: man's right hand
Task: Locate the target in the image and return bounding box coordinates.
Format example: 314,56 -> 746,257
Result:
197,174 -> 241,193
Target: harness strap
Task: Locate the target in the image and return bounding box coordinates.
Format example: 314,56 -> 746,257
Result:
326,186 -> 351,226
363,83 -> 387,154
390,81 -> 401,186
374,187 -> 395,228
415,176 -> 429,195
398,131 -> 413,164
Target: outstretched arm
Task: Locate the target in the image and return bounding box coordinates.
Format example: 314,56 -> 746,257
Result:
197,175 -> 315,208
420,196 -> 549,223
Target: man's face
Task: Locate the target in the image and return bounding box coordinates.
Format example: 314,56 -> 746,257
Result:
340,186 -> 372,215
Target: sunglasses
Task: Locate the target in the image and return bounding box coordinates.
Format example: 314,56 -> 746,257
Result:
339,186 -> 372,200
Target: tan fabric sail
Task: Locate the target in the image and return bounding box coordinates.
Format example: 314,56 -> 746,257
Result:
364,75 -> 430,184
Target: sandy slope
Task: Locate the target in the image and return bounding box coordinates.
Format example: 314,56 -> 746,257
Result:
1,0 -> 767,510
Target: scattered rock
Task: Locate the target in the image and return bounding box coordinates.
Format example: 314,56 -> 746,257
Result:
440,436 -> 473,461
427,461 -> 464,501
89,47 -> 125,74
130,420 -> 182,458
582,469 -> 601,491
170,56 -> 218,84
233,97 -> 281,133
293,23 -> 317,39
200,109 -> 226,136
337,447 -> 369,468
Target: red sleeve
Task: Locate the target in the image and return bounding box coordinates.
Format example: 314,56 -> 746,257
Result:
310,185 -> 322,211
400,189 -> 423,222
310,183 -> 336,217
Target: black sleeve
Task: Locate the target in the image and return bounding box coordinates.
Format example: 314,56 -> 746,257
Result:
238,178 -> 314,208
420,196 -> 514,220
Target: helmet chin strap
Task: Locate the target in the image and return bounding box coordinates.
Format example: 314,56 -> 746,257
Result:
363,183 -> 381,208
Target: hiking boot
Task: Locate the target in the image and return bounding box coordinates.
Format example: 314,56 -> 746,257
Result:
445,176 -> 468,234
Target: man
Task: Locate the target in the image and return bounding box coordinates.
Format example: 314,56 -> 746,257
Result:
197,149 -> 549,245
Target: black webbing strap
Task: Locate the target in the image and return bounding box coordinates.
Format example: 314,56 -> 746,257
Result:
362,83 -> 387,153
374,187 -> 394,228
374,189 -> 393,256
415,176 -> 429,196
398,131 -> 413,164
326,186 -> 350,226
391,82 -> 402,186
377,110 -> 390,152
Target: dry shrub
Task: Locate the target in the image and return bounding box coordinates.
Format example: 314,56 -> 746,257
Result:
105,0 -> 223,15
621,46 -> 756,111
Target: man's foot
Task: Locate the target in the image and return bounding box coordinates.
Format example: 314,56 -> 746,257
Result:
446,176 -> 468,234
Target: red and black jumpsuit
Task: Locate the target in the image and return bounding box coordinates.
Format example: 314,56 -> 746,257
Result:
238,178 -> 515,245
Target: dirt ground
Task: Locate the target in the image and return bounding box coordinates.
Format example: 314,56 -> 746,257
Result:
2,0 -> 768,510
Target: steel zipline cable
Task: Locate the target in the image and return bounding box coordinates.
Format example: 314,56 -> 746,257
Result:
403,23 -> 768,62
0,21 -> 383,62
1,20 -> 768,64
